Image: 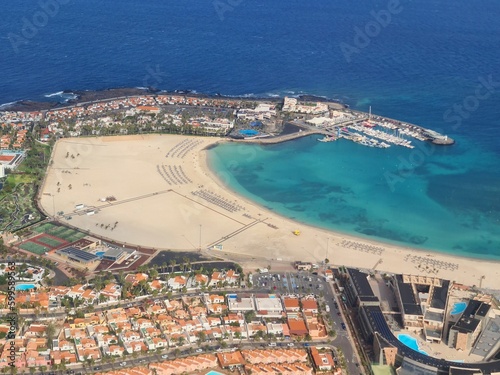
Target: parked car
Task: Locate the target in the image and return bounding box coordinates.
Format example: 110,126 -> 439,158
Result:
161,354 -> 169,359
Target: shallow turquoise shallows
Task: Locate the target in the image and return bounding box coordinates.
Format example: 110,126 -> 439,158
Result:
451,302 -> 467,316
15,284 -> 36,291
207,135 -> 500,260
398,334 -> 428,356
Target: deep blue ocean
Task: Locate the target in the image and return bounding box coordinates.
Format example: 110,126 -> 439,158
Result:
1,0 -> 499,258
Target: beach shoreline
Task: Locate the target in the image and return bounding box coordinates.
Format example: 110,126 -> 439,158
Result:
39,134 -> 500,289
197,140 -> 500,289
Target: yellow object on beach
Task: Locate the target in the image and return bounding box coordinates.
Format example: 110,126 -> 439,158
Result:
293,230 -> 301,236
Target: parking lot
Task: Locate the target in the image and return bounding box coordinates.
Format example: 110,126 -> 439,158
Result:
253,270 -> 326,295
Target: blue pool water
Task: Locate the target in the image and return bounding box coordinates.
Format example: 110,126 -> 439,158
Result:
398,334 -> 428,356
96,251 -> 105,258
451,302 -> 467,315
239,129 -> 259,136
15,284 -> 36,291
205,371 -> 224,375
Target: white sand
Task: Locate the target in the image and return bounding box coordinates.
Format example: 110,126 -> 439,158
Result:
40,135 -> 500,288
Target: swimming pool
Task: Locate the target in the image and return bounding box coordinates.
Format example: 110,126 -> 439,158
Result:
239,129 -> 259,136
15,283 -> 36,291
96,251 -> 105,258
451,302 -> 467,315
398,334 -> 428,355
205,371 -> 224,375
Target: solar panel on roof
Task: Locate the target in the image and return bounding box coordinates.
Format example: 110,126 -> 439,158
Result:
59,247 -> 99,261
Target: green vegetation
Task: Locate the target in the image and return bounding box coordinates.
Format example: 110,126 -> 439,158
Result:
0,134 -> 52,232
33,222 -> 85,242
19,241 -> 49,255
36,235 -> 64,248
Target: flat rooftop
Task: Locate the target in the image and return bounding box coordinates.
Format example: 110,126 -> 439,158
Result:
227,294 -> 255,311
56,247 -> 99,263
254,295 -> 283,312
347,268 -> 376,298
424,310 -> 444,323
471,315 -> 500,358
104,247 -> 126,258
430,280 -> 450,310
452,300 -> 490,334
395,275 -> 423,316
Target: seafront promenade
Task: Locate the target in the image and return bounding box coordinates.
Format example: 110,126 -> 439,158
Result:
231,128 -> 326,144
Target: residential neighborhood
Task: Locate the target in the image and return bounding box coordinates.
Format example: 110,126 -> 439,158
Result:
0,264 -> 342,375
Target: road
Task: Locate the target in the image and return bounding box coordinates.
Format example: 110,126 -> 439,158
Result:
253,270 -> 363,375
24,271 -> 364,375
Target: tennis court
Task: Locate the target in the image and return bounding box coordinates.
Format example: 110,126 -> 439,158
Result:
19,241 -> 49,255
33,222 -> 85,242
34,234 -> 66,248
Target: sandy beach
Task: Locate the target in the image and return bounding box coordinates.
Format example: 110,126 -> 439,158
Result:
40,135 -> 500,288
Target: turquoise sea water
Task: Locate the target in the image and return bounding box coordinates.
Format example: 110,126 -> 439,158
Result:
208,135 -> 500,259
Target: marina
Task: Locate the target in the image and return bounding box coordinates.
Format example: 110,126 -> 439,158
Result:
304,106 -> 455,149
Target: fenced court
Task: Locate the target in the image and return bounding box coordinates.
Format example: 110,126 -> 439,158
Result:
33,234 -> 66,248
33,222 -> 85,242
19,241 -> 49,255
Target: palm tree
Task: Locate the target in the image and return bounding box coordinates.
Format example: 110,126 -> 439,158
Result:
169,260 -> 177,274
